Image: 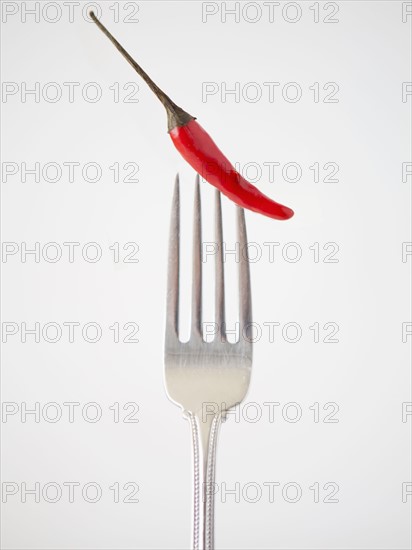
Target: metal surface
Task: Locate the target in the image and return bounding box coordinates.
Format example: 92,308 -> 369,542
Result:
164,174 -> 253,550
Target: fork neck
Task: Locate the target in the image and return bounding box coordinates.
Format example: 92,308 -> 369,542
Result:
188,412 -> 222,550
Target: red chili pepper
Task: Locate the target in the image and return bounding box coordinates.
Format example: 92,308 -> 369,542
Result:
90,13 -> 294,221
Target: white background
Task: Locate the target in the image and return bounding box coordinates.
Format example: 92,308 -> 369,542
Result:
1,1 -> 411,549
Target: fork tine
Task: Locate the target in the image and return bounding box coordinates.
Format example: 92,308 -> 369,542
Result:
215,190 -> 225,341
237,207 -> 252,342
191,175 -> 202,338
166,174 -> 180,342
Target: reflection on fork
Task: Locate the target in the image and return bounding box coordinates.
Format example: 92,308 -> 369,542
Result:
164,174 -> 253,550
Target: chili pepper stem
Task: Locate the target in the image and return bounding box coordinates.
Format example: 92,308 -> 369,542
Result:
89,11 -> 194,131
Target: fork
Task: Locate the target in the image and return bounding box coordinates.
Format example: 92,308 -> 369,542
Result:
164,174 -> 253,550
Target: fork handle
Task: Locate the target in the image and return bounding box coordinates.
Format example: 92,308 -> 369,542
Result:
188,412 -> 222,550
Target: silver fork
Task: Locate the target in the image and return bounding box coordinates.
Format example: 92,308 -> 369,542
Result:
164,174 -> 253,550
